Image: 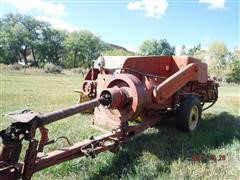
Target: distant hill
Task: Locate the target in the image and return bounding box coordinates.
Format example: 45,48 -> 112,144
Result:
107,43 -> 129,52
102,41 -> 132,53
102,41 -> 136,56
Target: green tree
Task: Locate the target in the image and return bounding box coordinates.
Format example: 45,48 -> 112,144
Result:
139,39 -> 175,56
0,13 -> 48,65
187,44 -> 201,56
37,28 -> 66,65
63,30 -> 102,68
20,16 -> 49,66
0,15 -> 24,64
0,21 -> 18,64
180,44 -> 186,55
193,49 -> 206,61
206,42 -> 229,77
226,49 -> 240,84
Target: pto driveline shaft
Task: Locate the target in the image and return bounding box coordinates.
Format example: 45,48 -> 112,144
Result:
37,98 -> 101,126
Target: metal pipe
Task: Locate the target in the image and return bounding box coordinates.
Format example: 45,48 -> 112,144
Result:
100,87 -> 129,109
38,98 -> 101,126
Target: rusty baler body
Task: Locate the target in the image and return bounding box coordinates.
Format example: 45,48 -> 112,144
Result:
81,56 -> 217,128
0,56 -> 218,179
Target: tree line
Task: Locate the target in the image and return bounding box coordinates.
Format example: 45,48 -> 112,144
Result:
0,13 -> 239,83
0,13 -> 179,68
0,13 -> 115,68
179,43 -> 240,84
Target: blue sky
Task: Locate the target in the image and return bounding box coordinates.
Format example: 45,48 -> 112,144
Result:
0,0 -> 239,52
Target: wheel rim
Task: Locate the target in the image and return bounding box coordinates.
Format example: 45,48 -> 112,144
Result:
188,105 -> 199,131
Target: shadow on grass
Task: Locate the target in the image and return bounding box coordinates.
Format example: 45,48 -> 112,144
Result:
88,111 -> 240,179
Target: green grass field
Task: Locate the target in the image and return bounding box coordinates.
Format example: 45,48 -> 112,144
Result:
1,68 -> 240,180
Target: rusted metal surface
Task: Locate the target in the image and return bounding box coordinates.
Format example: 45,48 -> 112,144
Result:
22,139 -> 38,180
0,140 -> 22,165
0,164 -> 22,180
94,73 -> 148,128
100,87 -> 128,108
5,109 -> 39,123
38,98 -> 101,126
38,126 -> 49,152
4,99 -> 101,126
33,130 -> 123,172
153,63 -> 198,103
0,56 -> 218,179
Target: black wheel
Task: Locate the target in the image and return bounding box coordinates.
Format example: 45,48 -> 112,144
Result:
176,95 -> 202,132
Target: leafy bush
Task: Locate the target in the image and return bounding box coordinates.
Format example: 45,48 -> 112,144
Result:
226,56 -> 240,84
44,63 -> 62,74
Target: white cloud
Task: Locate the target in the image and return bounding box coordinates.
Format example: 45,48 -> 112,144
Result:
36,16 -> 80,32
127,0 -> 168,19
3,0 -> 80,32
199,0 -> 226,9
3,0 -> 66,17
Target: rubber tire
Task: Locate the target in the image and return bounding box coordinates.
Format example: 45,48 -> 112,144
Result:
176,95 -> 202,132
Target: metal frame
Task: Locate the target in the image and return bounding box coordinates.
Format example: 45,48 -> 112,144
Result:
0,106 -> 163,180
